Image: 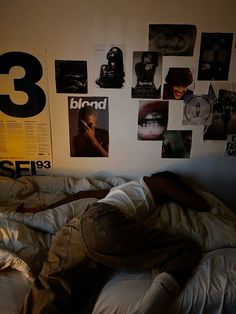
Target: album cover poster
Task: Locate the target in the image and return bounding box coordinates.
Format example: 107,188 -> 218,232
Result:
55,60 -> 88,93
197,32 -> 233,81
131,51 -> 162,99
148,24 -> 197,56
182,95 -> 213,126
161,130 -> 192,158
162,67 -> 195,100
137,100 -> 169,141
204,89 -> 236,141
94,44 -> 125,88
225,134 -> 236,156
68,96 -> 109,157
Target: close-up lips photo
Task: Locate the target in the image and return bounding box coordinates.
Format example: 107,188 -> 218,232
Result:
138,100 -> 169,140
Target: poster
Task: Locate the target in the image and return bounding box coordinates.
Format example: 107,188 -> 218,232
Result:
94,44 -> 125,88
131,51 -> 162,99
162,67 -> 195,100
225,134 -> 236,156
161,130 -> 192,158
197,32 -> 233,81
204,88 -> 236,141
68,96 -> 109,157
148,24 -> 197,56
182,95 -> 213,126
55,60 -> 88,93
137,100 -> 169,140
0,50 -> 53,177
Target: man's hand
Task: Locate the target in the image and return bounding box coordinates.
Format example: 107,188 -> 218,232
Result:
79,120 -> 108,157
79,120 -> 96,142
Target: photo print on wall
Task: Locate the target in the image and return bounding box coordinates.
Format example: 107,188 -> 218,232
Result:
95,45 -> 125,88
55,60 -> 88,93
197,32 -> 233,81
225,134 -> 236,156
182,95 -> 213,126
204,88 -> 236,141
162,130 -> 192,158
148,24 -> 197,56
68,96 -> 109,157
137,100 -> 169,141
131,51 -> 162,99
162,67 -> 195,100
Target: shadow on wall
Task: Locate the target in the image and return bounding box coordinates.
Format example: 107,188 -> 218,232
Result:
167,153 -> 236,211
93,153 -> 236,211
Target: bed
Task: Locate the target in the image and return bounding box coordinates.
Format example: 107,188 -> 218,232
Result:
0,175 -> 236,314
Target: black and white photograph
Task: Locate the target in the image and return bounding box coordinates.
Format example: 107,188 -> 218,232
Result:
68,97 -> 109,157
225,134 -> 236,156
197,32 -> 233,81
95,45 -> 125,88
161,130 -> 192,158
131,51 -> 162,99
183,95 -> 213,126
55,60 -> 88,93
204,89 -> 236,141
137,100 -> 169,140
148,24 -> 197,56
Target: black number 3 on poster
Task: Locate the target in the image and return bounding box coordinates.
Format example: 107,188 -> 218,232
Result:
0,51 -> 46,117
0,50 -> 53,177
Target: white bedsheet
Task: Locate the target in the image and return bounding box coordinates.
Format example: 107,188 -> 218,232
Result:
92,248 -> 236,314
0,175 -> 235,313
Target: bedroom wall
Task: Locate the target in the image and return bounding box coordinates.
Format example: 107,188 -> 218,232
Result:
1,0 -> 236,209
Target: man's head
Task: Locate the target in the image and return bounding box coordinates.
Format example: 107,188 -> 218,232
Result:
165,67 -> 193,99
78,106 -> 97,130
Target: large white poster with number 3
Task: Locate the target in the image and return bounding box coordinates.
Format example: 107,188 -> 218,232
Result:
0,50 -> 53,177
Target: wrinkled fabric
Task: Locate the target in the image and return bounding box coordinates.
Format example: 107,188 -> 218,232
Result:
22,202 -> 201,314
97,177 -> 156,222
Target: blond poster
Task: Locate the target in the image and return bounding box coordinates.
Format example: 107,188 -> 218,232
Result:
68,96 -> 109,157
0,50 -> 53,177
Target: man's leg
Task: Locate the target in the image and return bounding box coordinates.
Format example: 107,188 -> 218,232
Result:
81,202 -> 202,272
21,216 -> 105,314
81,202 -> 202,312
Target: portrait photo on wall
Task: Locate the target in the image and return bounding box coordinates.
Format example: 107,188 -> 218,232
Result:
55,60 -> 88,93
148,24 -> 197,56
197,32 -> 233,81
137,100 -> 169,141
225,134 -> 236,156
95,44 -> 125,88
68,96 -> 109,157
182,95 -> 213,126
161,130 -> 192,158
131,51 -> 162,99
163,67 -> 195,100
204,89 -> 236,141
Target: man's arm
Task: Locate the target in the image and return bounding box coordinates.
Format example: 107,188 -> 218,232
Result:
143,174 -> 211,212
16,189 -> 110,213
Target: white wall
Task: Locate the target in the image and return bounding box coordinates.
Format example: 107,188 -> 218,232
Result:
1,0 -> 236,208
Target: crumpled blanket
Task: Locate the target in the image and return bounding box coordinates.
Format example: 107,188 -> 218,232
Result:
0,175 -> 236,281
0,175 -> 127,279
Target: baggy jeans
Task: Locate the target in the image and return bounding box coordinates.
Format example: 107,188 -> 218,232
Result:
21,202 -> 202,314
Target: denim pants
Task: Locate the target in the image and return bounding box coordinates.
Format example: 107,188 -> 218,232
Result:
21,202 -> 202,314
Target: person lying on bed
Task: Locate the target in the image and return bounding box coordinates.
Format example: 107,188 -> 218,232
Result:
20,171 -> 211,314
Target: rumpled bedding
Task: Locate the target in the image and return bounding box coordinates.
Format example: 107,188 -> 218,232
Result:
0,175 -> 127,279
145,191 -> 236,251
0,175 -> 236,281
